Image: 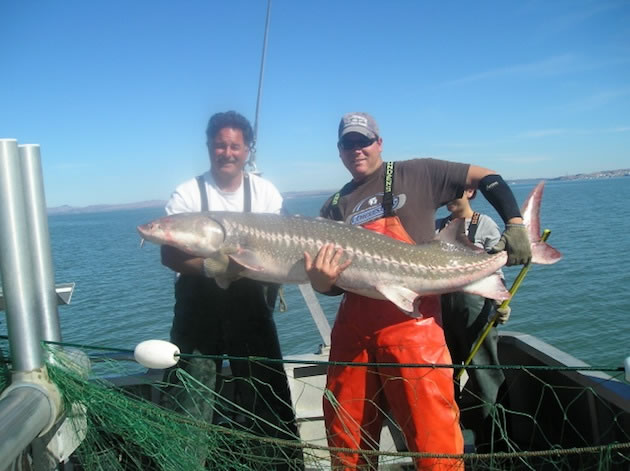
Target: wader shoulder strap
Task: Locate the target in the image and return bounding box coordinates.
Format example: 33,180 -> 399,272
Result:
195,174 -> 252,212
243,173 -> 251,213
326,180 -> 354,221
196,175 -> 208,212
328,191 -> 343,221
383,161 -> 395,217
468,211 -> 480,243
326,163 -> 396,221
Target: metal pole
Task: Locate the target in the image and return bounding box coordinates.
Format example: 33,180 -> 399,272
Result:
248,0 -> 272,173
0,386 -> 53,470
0,139 -> 43,371
0,140 -> 62,470
298,284 -> 331,347
19,144 -> 62,342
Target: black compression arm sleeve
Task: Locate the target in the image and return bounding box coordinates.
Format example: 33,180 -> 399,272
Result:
478,174 -> 522,223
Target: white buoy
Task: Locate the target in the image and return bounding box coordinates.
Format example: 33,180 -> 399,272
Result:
134,340 -> 180,369
625,356 -> 630,383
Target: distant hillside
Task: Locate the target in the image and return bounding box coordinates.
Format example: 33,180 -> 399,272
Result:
548,168 -> 630,181
283,189 -> 336,199
47,168 -> 628,215
47,200 -> 166,215
47,192 -> 338,215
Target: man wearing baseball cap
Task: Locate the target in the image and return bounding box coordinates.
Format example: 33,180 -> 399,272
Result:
304,112 -> 531,470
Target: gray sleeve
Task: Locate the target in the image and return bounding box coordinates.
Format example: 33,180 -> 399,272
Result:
424,158 -> 470,208
475,214 -> 501,251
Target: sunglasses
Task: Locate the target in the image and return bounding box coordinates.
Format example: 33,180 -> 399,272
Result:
338,136 -> 377,151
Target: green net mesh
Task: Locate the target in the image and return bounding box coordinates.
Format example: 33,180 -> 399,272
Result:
1,341 -> 628,470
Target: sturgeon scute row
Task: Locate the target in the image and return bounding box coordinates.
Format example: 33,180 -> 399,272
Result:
138,182 -> 561,316
221,214 -> 505,279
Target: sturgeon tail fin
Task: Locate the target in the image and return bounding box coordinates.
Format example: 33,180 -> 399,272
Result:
521,182 -> 562,265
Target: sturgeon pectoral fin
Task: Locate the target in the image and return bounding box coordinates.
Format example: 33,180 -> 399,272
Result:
375,284 -> 419,315
205,253 -> 244,289
202,254 -> 231,277
228,249 -> 265,271
215,276 -> 236,290
461,274 -> 510,301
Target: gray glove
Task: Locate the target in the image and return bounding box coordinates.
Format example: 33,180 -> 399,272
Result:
489,223 -> 532,266
494,302 -> 511,324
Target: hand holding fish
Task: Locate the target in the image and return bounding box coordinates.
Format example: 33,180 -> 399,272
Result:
490,223 -> 532,266
304,243 -> 352,294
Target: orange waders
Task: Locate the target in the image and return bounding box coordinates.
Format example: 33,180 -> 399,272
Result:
323,216 -> 464,470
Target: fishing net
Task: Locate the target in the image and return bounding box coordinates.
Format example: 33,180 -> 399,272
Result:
0,339 -> 628,470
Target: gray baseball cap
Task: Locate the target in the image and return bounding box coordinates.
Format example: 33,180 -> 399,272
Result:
338,112 -> 379,140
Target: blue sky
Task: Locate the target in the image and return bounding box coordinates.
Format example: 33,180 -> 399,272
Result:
2,0 -> 628,207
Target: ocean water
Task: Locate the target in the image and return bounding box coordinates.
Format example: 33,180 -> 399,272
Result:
2,178 -> 629,368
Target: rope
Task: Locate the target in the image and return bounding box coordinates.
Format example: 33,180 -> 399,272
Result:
0,335 -> 624,373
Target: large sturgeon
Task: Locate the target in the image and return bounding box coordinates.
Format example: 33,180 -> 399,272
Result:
138,182 -> 561,315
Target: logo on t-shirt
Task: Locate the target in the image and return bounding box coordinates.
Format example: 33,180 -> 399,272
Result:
348,192 -> 407,225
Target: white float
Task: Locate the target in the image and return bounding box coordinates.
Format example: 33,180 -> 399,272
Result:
625,356 -> 630,383
134,339 -> 180,369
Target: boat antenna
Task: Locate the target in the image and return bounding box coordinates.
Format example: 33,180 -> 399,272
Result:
248,0 -> 272,176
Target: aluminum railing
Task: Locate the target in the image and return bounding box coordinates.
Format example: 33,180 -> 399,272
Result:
0,138 -> 63,470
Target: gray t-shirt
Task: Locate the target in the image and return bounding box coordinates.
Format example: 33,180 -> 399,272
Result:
321,158 -> 470,243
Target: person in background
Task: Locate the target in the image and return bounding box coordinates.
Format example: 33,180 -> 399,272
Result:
160,110 -> 303,470
304,112 -> 531,470
436,188 -> 511,449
